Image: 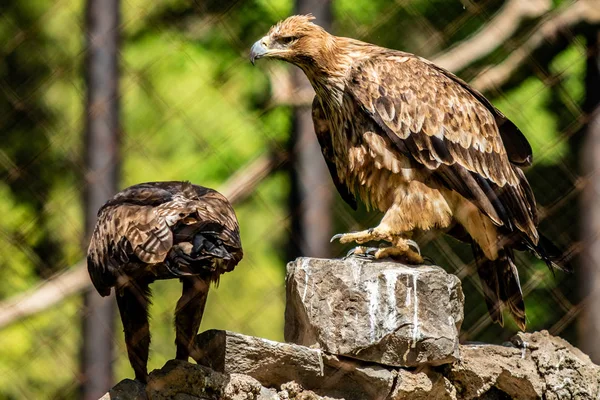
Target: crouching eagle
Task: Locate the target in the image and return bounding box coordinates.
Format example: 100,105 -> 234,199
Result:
251,15 -> 568,330
87,181 -> 243,382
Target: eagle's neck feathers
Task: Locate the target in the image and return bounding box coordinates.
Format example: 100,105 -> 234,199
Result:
298,37 -> 367,108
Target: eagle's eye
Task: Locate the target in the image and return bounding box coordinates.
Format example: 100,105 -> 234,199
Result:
279,36 -> 297,45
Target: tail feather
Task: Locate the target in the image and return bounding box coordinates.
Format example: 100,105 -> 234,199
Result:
473,243 -> 504,326
472,244 -> 527,330
499,248 -> 526,330
530,233 -> 573,273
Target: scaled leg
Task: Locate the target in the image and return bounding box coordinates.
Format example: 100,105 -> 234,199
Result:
115,281 -> 152,383
174,275 -> 210,361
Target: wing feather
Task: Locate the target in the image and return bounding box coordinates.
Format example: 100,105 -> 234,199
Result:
312,96 -> 358,210
87,182 -> 243,295
346,54 -> 537,242
192,189 -> 243,258
425,60 -> 533,166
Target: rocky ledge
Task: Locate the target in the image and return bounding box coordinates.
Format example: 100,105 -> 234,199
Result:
101,330 -> 600,400
100,258 -> 600,399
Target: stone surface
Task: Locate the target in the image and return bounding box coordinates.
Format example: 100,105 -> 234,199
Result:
99,379 -> 146,400
101,361 -> 340,400
195,329 -> 395,400
146,360 -> 280,400
390,369 -> 457,400
100,331 -> 600,400
448,342 -> 542,399
447,331 -> 600,399
514,330 -> 600,400
278,382 -> 339,400
285,257 -> 464,367
145,360 -> 228,400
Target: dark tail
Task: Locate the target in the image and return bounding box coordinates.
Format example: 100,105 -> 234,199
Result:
472,244 -> 527,331
528,233 -> 573,274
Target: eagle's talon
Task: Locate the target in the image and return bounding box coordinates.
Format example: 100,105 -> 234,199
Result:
371,245 -> 424,264
422,255 -> 435,265
344,247 -> 358,258
406,239 -> 421,255
330,229 -> 384,244
330,233 -> 344,243
344,246 -> 378,259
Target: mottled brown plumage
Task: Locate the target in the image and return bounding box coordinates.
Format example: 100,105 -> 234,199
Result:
251,15 -> 568,330
87,181 -> 242,382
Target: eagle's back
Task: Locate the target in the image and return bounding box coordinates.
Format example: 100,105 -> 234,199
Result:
87,182 -> 242,296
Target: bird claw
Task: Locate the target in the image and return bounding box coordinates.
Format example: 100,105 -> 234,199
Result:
406,239 -> 421,255
330,233 -> 344,243
344,246 -> 379,259
330,230 -> 378,244
422,255 -> 436,265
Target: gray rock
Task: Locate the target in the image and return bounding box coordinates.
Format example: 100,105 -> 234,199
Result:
145,360 -> 227,400
285,257 -> 464,367
447,342 -> 542,399
99,330 -> 600,400
99,362 -> 338,400
278,382 -> 340,400
99,379 -> 147,400
513,331 -> 600,400
390,369 -> 457,400
448,331 -> 600,399
195,329 -> 395,400
223,374 -> 270,400
144,360 -> 276,400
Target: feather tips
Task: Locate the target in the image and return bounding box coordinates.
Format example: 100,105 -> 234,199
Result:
312,97 -> 358,210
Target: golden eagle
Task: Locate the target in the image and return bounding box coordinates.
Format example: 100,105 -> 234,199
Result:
250,15 -> 567,330
87,181 -> 243,382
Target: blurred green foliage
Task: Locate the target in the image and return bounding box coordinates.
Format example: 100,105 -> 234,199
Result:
0,0 -> 586,398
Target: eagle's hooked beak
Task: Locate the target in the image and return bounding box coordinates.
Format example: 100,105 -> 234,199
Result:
250,37 -> 270,65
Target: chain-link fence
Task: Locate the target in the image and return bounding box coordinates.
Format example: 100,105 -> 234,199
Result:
0,0 -> 598,398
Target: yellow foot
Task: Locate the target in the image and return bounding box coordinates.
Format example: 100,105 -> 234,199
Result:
346,239 -> 424,264
330,228 -> 387,244
374,245 -> 423,264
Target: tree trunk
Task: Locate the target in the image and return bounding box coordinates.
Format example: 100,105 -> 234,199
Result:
288,0 -> 333,260
580,30 -> 600,364
81,0 -> 120,397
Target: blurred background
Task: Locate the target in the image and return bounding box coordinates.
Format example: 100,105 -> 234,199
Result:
0,0 -> 599,398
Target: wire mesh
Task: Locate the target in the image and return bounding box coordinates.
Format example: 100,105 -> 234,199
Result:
0,0 -> 596,398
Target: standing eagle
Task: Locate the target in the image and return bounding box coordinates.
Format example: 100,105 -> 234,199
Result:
250,15 -> 567,330
87,181 -> 243,382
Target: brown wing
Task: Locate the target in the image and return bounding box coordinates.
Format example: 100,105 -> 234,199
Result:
87,182 -> 242,295
188,187 -> 243,261
312,96 -> 357,210
87,202 -> 178,296
424,60 -> 533,167
346,54 -> 538,243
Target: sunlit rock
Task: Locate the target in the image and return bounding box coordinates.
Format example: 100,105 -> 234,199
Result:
195,330 -> 395,400
285,257 -> 464,367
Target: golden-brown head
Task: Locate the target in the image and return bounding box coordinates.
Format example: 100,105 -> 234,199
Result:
250,15 -> 334,71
